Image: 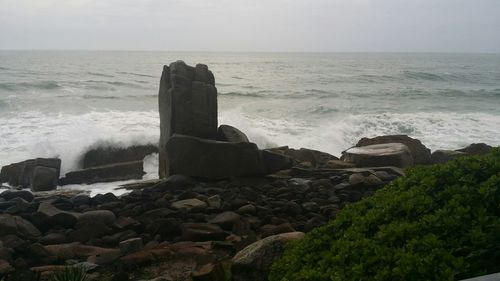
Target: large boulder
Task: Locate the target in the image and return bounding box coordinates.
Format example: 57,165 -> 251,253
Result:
166,134 -> 292,179
30,166 -> 59,192
216,125 -> 249,143
456,143 -> 493,155
0,214 -> 41,240
354,135 -> 432,165
158,61 -> 218,178
82,144 -> 158,168
267,147 -> 339,167
0,158 -> 61,190
59,161 -> 145,185
342,143 -> 414,168
231,232 -> 305,281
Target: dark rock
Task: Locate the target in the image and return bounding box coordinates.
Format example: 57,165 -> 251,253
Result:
456,143 -> 493,155
78,210 -> 116,225
69,221 -> 112,242
261,150 -> 293,174
0,214 -> 41,240
342,143 -> 414,168
231,232 -> 304,281
216,124 -> 250,143
0,190 -> 34,202
60,161 -> 145,185
0,158 -> 61,189
30,166 -> 59,191
268,147 -> 339,167
355,135 -> 432,165
209,211 -> 241,229
119,237 -> 143,255
431,150 -> 467,164
82,144 -> 158,169
39,233 -> 67,245
159,61 -> 218,178
259,223 -> 295,238
167,134 -> 283,179
171,198 -> 207,211
181,223 -> 227,241
36,202 -> 80,229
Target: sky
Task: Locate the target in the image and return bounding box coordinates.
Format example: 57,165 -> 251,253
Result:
0,0 -> 499,52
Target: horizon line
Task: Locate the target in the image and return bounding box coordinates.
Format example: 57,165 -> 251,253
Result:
1,49 -> 499,55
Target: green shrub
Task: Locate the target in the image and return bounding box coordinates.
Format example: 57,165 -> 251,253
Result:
270,148 -> 500,281
50,266 -> 88,281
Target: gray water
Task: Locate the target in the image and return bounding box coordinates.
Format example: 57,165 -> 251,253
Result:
1,51 -> 499,175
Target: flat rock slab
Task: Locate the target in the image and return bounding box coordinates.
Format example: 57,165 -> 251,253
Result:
355,135 -> 431,165
82,144 -> 158,169
60,161 -> 145,185
342,143 -> 414,168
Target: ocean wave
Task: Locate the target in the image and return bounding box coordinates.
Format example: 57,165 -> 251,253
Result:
403,71 -> 446,81
0,81 -> 62,91
116,71 -> 155,78
87,71 -> 115,78
84,80 -> 149,89
220,91 -> 264,98
0,66 -> 9,71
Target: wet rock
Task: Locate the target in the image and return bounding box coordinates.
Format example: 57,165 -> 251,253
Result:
0,158 -> 61,189
342,143 -> 414,168
159,61 -> 218,178
82,144 -> 158,168
181,223 -> 228,241
60,161 -> 145,185
30,166 -> 59,192
216,124 -> 250,143
355,135 -> 432,165
0,190 -> 34,202
231,232 -> 305,281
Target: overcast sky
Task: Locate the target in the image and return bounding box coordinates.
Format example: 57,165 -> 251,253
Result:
0,0 -> 499,52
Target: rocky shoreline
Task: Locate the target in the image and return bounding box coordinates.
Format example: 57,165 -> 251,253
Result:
0,61 -> 495,281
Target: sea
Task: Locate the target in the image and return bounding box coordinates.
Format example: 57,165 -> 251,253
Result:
1,51 -> 499,195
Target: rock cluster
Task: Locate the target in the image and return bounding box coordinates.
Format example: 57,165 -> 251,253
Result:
0,61 -> 496,281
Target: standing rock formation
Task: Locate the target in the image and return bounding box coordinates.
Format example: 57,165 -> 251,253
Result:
159,61 -> 218,178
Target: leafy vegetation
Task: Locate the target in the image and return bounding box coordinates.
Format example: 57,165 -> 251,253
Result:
50,266 -> 88,281
270,149 -> 500,281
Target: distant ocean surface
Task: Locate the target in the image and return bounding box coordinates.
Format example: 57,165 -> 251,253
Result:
1,51 -> 499,180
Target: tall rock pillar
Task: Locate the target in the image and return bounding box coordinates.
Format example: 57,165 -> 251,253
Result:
158,61 -> 218,178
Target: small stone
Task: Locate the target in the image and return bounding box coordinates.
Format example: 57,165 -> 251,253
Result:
301,202 -> 320,212
207,195 -> 221,209
171,198 -> 207,211
237,204 -> 256,214
181,223 -> 227,241
209,211 -> 241,229
119,238 -> 143,255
